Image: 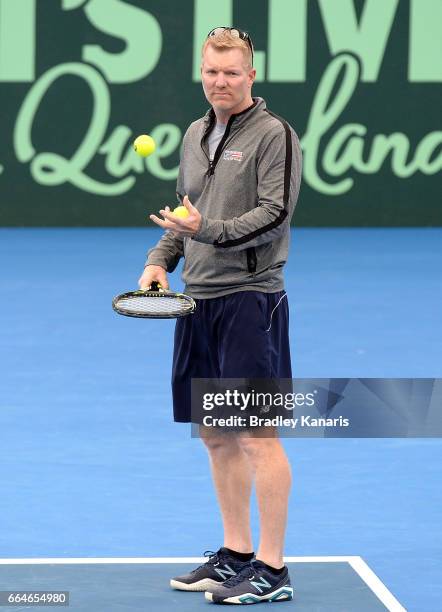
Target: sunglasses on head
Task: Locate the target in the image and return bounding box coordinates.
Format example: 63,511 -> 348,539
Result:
207,27 -> 254,65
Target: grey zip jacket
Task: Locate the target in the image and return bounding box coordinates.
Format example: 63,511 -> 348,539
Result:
146,97 -> 302,298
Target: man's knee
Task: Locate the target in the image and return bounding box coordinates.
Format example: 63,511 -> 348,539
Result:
236,431 -> 282,465
199,427 -> 240,454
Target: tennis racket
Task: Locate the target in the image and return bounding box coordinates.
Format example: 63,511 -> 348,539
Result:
112,282 -> 196,319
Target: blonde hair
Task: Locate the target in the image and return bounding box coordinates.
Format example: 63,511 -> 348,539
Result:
202,29 -> 253,70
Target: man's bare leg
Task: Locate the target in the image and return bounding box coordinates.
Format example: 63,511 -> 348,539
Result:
200,426 -> 254,553
237,431 -> 291,568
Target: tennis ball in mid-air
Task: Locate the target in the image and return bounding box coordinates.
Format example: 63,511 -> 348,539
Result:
172,205 -> 189,218
133,134 -> 156,157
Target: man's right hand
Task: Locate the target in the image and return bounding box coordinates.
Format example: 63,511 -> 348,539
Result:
138,265 -> 169,290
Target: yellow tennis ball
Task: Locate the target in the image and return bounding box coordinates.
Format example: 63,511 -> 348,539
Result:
172,205 -> 190,218
133,134 -> 156,157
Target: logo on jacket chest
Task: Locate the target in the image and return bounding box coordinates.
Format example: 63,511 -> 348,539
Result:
223,150 -> 244,162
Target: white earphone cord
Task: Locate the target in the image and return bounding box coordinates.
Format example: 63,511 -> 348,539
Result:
265,292 -> 288,332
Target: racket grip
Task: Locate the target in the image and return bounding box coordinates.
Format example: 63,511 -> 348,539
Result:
150,281 -> 162,291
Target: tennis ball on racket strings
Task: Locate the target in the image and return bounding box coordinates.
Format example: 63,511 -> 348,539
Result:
133,134 -> 156,157
172,205 -> 190,218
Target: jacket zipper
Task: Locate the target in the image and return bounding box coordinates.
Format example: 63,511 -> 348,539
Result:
207,114 -> 236,176
202,99 -> 258,177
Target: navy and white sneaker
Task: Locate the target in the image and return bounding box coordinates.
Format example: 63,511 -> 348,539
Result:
170,548 -> 252,592
205,560 -> 293,604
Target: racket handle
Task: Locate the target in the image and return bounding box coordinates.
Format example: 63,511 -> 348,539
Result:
150,281 -> 162,291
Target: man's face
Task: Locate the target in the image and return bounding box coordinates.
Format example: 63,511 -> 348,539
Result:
201,45 -> 255,116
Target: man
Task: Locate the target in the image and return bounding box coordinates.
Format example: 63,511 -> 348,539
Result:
139,27 -> 302,605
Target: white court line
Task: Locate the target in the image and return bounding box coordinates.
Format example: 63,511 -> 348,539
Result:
349,557 -> 407,612
0,556 -> 358,565
0,555 -> 406,611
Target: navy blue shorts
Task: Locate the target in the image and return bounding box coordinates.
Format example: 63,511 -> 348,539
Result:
172,290 -> 292,422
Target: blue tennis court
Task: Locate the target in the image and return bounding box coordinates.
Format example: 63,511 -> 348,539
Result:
1,227 -> 441,611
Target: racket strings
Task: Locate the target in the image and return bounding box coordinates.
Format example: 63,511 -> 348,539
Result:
116,295 -> 193,316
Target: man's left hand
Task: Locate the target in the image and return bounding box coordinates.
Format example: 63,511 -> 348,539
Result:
150,195 -> 202,237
